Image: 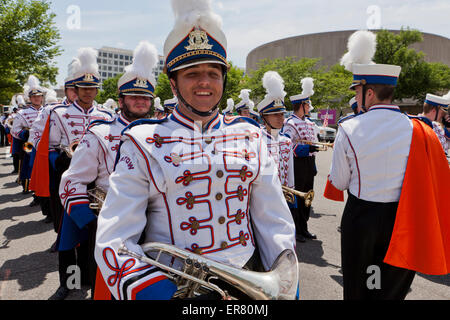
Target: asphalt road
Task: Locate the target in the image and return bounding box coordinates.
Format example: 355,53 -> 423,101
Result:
0,145 -> 448,300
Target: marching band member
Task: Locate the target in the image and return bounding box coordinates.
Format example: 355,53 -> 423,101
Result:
337,97 -> 365,125
222,97 -> 234,117
153,97 -> 166,119
95,0 -> 297,300
47,47 -> 114,300
28,61 -> 78,227
12,76 -> 45,193
235,89 -> 253,117
418,93 -> 449,154
256,71 -> 297,238
163,95 -> 177,115
282,77 -> 320,242
324,30 -> 450,300
59,41 -> 158,299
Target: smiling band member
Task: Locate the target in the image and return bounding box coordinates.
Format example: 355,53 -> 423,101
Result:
94,0 -> 298,300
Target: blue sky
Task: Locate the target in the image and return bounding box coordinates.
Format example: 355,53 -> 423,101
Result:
48,0 -> 450,87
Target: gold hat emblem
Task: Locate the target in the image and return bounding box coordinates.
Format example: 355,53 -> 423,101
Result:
185,28 -> 213,51
83,73 -> 94,81
133,78 -> 148,88
274,98 -> 284,107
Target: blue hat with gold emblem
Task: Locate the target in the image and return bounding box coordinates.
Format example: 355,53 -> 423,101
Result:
164,96 -> 178,112
118,41 -> 158,97
349,97 -> 358,111
164,0 -> 228,75
71,48 -> 101,88
257,71 -> 287,114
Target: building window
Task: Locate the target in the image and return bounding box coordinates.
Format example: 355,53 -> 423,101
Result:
108,53 -> 112,58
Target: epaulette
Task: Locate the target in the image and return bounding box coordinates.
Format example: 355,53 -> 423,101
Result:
97,107 -> 115,117
88,118 -> 116,130
52,104 -> 69,112
223,115 -> 261,128
121,118 -> 168,135
338,114 -> 356,124
407,114 -> 433,129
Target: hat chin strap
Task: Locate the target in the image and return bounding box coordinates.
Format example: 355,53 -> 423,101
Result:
172,73 -> 228,118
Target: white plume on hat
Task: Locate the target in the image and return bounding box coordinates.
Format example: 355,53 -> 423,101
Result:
442,90 -> 450,101
125,40 -> 158,82
223,98 -> 234,113
23,75 -> 43,96
17,95 -> 26,106
73,47 -> 99,77
10,95 -> 17,107
171,0 -> 223,32
262,71 -> 286,101
301,77 -> 314,98
238,89 -> 251,104
340,30 -> 377,72
45,88 -> 58,104
103,98 -> 117,111
154,97 -> 164,112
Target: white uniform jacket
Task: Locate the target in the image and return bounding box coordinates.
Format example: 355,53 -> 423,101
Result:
28,100 -> 70,148
48,101 -> 113,150
265,131 -> 295,189
328,105 -> 413,202
59,113 -> 128,229
11,106 -> 41,140
431,121 -> 449,154
95,108 -> 297,300
282,114 -> 319,157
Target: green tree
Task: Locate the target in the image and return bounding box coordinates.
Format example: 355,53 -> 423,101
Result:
154,73 -> 173,103
374,28 -> 450,102
242,57 -> 354,112
0,0 -> 62,104
97,73 -> 122,104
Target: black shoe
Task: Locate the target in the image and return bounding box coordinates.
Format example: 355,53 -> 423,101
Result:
49,241 -> 57,252
302,231 -> 317,240
11,170 -> 18,174
296,234 -> 306,243
29,199 -> 39,207
43,215 -> 52,223
48,286 -> 70,300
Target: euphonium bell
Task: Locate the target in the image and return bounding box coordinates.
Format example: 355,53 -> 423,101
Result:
118,242 -> 299,300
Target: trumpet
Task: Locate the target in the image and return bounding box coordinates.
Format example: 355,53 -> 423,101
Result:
23,142 -> 34,153
118,242 -> 299,300
282,185 -> 314,207
298,139 -> 334,151
59,140 -> 79,158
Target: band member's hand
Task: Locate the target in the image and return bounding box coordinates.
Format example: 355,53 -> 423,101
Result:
309,145 -> 320,153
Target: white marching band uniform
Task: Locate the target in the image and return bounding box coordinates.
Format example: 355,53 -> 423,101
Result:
265,131 -> 295,189
283,114 -> 320,157
48,101 -> 113,152
329,105 -> 413,202
95,109 -> 296,299
59,113 -> 128,225
11,105 -> 41,140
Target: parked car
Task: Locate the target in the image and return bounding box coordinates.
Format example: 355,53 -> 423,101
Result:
309,118 -> 336,142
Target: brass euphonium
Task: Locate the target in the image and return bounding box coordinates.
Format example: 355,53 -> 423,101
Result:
282,185 -> 314,207
298,139 -> 334,151
118,242 -> 299,300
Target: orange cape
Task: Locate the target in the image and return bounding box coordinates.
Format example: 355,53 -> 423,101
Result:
384,119 -> 450,275
29,117 -> 50,197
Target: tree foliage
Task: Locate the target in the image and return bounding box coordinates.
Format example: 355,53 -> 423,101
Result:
374,28 -> 450,102
242,57 -> 354,112
97,73 -> 122,104
0,0 -> 62,104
